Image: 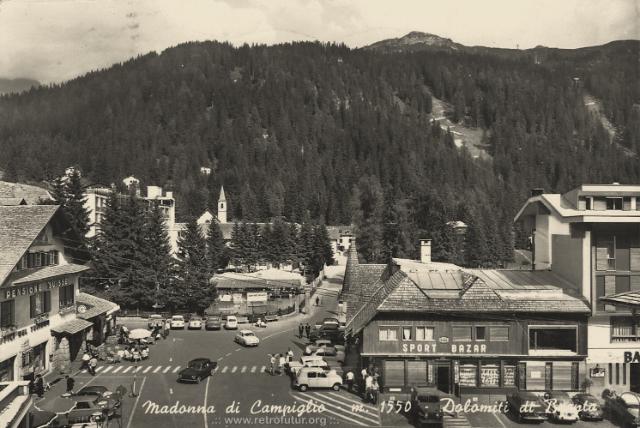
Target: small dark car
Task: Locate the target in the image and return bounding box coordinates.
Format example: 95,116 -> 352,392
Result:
506,391 -> 548,423
322,318 -> 340,330
205,316 -> 222,330
178,358 -> 217,383
65,396 -> 120,424
604,392 -> 640,428
75,385 -> 115,400
410,387 -> 444,427
572,393 -> 604,421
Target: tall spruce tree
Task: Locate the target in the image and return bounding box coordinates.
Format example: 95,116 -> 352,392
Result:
65,169 -> 90,239
206,219 -> 226,272
177,218 -> 213,312
142,203 -> 174,308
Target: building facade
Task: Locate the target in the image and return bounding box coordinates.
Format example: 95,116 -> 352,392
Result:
515,183 -> 640,395
0,205 -> 90,382
343,242 -> 591,396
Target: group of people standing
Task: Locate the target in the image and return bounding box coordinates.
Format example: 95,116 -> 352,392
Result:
80,351 -> 99,375
268,348 -> 295,375
297,323 -> 312,338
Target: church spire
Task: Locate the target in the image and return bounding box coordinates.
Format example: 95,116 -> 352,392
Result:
217,185 -> 227,223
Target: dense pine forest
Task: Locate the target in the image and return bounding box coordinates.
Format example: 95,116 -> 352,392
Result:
0,38 -> 638,265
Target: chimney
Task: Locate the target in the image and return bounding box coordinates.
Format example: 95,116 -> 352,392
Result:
147,186 -> 162,199
165,191 -> 173,199
531,188 -> 544,197
420,239 -> 432,264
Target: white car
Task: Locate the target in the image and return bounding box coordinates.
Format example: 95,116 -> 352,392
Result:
170,315 -> 185,329
287,356 -> 328,376
234,330 -> 260,346
224,316 -> 238,330
188,316 -> 202,330
304,340 -> 346,355
544,392 -> 579,423
294,367 -> 343,392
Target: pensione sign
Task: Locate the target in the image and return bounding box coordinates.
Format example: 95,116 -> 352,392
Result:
4,276 -> 71,299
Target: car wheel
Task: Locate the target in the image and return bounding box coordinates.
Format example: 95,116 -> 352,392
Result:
332,383 -> 340,391
299,384 -> 308,392
196,376 -> 202,383
210,369 -> 215,376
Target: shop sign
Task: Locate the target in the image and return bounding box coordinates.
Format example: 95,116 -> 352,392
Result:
438,337 -> 449,344
232,293 -> 243,303
590,367 -> 606,378
219,295 -> 232,302
246,292 -> 268,303
45,277 -> 71,289
401,343 -> 487,354
623,351 -> 640,363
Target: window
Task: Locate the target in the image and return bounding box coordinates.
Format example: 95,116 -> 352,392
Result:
596,237 -> 616,271
529,326 -> 577,353
19,251 -> 59,269
0,300 -> 15,328
307,372 -> 317,378
586,197 -> 592,210
416,327 -> 435,341
503,365 -> 516,387
611,317 -> 640,342
490,326 -> 509,341
475,326 -> 486,341
606,197 -> 623,210
30,291 -> 51,318
379,327 -> 398,341
480,363 -> 500,387
459,364 -> 478,387
402,327 -> 412,340
452,326 -> 472,341
59,284 -> 75,308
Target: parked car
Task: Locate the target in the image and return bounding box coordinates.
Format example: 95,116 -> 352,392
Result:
188,316 -> 203,330
177,358 -> 217,383
287,356 -> 328,376
321,317 -> 340,330
294,367 -> 342,392
409,387 -> 445,427
304,339 -> 345,355
543,391 -> 579,423
74,386 -> 114,400
572,393 -> 604,421
235,330 -> 260,346
224,315 -> 238,330
506,391 -> 548,423
205,316 -> 222,330
66,396 -> 120,424
170,315 -> 185,329
147,314 -> 164,329
604,392 -> 640,428
310,346 -> 345,364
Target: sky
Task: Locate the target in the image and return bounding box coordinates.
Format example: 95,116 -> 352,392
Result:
0,0 -> 637,84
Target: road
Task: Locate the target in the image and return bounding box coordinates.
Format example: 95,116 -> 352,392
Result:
37,265 -> 623,428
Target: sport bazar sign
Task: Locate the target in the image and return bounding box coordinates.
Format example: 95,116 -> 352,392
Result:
402,342 -> 488,354
4,277 -> 71,299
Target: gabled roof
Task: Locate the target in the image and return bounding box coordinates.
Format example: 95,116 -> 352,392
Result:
0,197 -> 26,206
11,264 -> 90,285
0,181 -> 53,204
600,290 -> 640,308
0,205 -> 60,286
77,292 -> 120,319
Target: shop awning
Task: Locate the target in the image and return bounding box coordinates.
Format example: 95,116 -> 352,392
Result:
600,290 -> 640,308
76,292 -> 120,320
51,318 -> 93,335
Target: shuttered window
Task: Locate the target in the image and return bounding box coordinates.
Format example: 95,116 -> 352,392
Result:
632,276 -> 640,290
526,362 -> 546,391
596,247 -> 609,271
384,360 -> 405,387
605,276 -> 616,312
406,361 -> 428,386
553,362 -> 572,390
631,248 -> 640,271
490,327 -> 509,341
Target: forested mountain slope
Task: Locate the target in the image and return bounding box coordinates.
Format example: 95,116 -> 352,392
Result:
0,38 -> 638,265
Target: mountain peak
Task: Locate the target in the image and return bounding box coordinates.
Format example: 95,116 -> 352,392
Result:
364,31 -> 462,52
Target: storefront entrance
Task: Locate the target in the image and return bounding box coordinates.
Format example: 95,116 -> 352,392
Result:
436,365 -> 451,393
632,363 -> 640,393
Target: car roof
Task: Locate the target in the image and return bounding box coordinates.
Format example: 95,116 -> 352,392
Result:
73,396 -> 98,403
79,385 -> 107,391
514,391 -> 540,399
149,314 -> 163,318
172,315 -> 184,318
189,358 -> 210,364
239,329 -> 254,334
413,387 -> 444,396
548,391 -> 570,397
227,315 -> 237,319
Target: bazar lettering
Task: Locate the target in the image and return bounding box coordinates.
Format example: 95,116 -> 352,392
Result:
401,343 -> 487,354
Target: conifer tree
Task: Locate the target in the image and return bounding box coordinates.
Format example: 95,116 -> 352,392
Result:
142,203 -> 174,307
65,169 -> 90,239
177,218 -> 213,312
206,219 -> 226,272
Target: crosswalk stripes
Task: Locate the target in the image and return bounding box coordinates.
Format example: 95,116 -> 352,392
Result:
95,366 -> 104,373
91,363 -> 289,376
291,391 -> 380,427
444,413 -> 472,428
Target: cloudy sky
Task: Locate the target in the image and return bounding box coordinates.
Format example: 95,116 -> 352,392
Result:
0,0 -> 637,84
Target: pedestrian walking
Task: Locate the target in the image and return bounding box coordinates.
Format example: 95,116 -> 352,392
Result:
34,374 -> 44,398
345,370 -> 354,393
89,356 -> 98,376
298,323 -> 303,338
286,348 -> 294,362
278,354 -> 286,376
365,375 -> 373,403
65,375 -> 75,394
81,351 -> 91,371
315,296 -> 319,306
269,354 -> 276,375
304,323 -> 310,338
360,367 -> 368,394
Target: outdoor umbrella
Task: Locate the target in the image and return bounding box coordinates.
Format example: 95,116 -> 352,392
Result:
128,328 -> 151,340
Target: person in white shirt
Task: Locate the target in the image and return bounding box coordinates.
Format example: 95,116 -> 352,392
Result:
286,348 -> 294,362
345,370 -> 355,392
278,354 -> 286,375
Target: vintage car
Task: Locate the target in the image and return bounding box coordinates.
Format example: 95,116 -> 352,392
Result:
177,358 -> 217,383
309,346 -> 345,364
188,316 -> 203,330
572,393 -> 604,421
205,316 -> 222,330
147,314 -> 164,329
65,396 -> 120,424
235,330 -> 260,346
506,391 -> 548,423
543,391 -> 579,423
224,315 -> 238,330
304,339 -> 345,355
604,392 -> 640,428
294,367 -> 342,392
410,387 -> 445,427
169,315 -> 185,329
